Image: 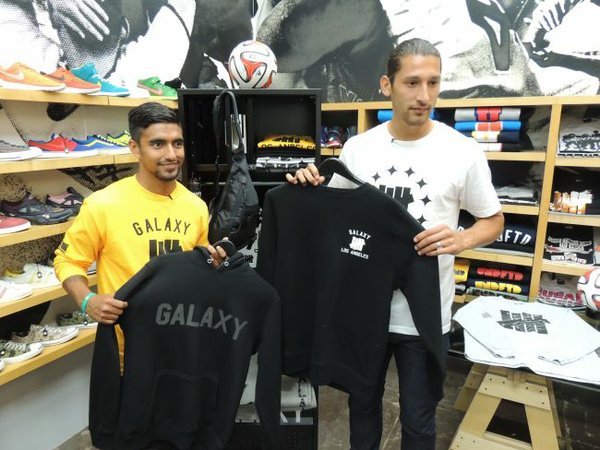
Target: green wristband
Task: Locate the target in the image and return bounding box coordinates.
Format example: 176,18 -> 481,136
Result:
81,292 -> 97,313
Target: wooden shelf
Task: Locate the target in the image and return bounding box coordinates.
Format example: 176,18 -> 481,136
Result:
320,148 -> 342,157
107,96 -> 177,108
485,151 -> 546,162
547,213 -> 600,227
541,260 -> 595,277
0,219 -> 74,248
0,153 -> 136,174
458,249 -> 534,267
0,328 -> 96,387
554,158 -> 600,168
501,204 -> 539,215
0,88 -> 178,109
0,275 -> 97,319
113,153 -> 137,164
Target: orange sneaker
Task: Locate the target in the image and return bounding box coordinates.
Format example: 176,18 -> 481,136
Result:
45,67 -> 101,94
0,63 -> 65,91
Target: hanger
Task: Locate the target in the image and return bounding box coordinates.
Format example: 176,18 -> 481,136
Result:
318,158 -> 363,186
212,238 -> 237,257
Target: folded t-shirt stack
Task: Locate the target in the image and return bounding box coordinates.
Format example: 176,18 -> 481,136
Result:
495,185 -> 538,206
465,262 -> 531,302
558,107 -> 600,157
454,107 -> 526,151
544,223 -> 595,265
537,273 -> 584,309
255,134 -> 316,170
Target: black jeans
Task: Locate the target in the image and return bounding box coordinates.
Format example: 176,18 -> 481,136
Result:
348,332 -> 450,450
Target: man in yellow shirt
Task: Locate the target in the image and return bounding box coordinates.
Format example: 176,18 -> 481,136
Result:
54,101 -> 223,326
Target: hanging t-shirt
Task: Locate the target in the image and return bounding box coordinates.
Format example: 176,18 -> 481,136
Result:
336,121 -> 500,335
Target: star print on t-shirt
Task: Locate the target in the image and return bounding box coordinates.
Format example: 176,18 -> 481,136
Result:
369,165 -> 432,225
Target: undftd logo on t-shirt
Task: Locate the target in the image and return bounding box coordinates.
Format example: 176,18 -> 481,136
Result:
341,229 -> 370,260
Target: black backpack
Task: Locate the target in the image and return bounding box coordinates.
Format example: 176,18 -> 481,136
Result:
208,90 -> 260,249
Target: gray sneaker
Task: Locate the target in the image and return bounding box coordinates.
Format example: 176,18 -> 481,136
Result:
12,324 -> 79,346
57,310 -> 97,329
0,140 -> 43,161
0,339 -> 43,363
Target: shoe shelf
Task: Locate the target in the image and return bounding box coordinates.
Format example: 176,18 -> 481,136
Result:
0,328 -> 96,387
0,219 -> 75,248
107,96 -> 177,109
0,275 -> 97,319
457,249 -> 534,267
541,260 -> 594,277
501,204 -> 539,216
0,88 -> 177,109
0,153 -> 136,174
547,212 -> 600,227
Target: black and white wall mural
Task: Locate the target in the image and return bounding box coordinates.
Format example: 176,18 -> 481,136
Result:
0,0 -> 598,102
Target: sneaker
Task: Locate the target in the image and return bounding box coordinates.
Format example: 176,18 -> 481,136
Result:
105,130 -> 131,147
325,126 -> 347,149
73,135 -> 129,155
1,192 -> 73,225
12,324 -> 79,346
46,186 -> 84,213
319,126 -> 329,148
0,280 -> 33,303
0,339 -> 43,363
0,62 -> 65,91
57,310 -> 97,329
71,63 -> 129,97
2,263 -> 60,288
137,76 -> 178,98
29,134 -> 99,158
44,66 -> 102,94
0,140 -> 43,161
0,213 -> 31,234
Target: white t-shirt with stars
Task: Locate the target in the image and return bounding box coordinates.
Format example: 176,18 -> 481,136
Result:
336,121 -> 501,335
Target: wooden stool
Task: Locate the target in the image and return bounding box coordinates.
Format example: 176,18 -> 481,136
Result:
450,364 -> 561,450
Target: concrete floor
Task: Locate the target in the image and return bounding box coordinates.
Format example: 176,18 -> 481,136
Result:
56,357 -> 600,450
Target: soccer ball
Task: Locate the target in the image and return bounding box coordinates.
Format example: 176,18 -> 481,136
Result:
577,268 -> 600,312
228,40 -> 277,89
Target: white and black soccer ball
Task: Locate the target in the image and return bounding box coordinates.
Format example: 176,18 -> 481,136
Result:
577,268 -> 600,312
228,40 -> 277,89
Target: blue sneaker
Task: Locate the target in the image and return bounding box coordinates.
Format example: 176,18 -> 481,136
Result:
70,63 -> 129,97
72,136 -> 129,154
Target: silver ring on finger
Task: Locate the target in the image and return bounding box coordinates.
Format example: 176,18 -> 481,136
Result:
436,241 -> 443,251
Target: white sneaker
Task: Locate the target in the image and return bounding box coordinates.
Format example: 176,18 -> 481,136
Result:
12,324 -> 79,346
0,339 -> 43,363
1,263 -> 60,289
0,280 -> 33,303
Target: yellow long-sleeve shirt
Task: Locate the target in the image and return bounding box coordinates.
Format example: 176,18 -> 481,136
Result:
54,176 -> 209,363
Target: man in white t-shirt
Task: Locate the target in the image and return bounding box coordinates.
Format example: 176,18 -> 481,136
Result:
288,38 -> 504,450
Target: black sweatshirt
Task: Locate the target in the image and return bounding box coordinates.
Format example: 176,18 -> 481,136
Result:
256,183 -> 443,400
89,247 -> 281,450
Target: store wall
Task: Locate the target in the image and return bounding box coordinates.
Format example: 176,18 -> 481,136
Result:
0,0 -> 598,104
0,1 -> 598,447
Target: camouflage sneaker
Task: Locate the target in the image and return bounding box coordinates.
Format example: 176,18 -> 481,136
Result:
57,310 -> 97,329
0,339 -> 43,363
12,324 -> 79,346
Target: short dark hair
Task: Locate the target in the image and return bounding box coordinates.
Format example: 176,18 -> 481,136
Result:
128,102 -> 180,142
387,38 -> 441,83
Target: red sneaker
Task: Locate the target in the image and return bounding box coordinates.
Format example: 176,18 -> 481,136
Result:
0,214 -> 31,235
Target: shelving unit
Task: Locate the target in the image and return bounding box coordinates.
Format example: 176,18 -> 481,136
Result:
0,328 -> 96,387
0,89 -> 163,386
322,95 -> 600,301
